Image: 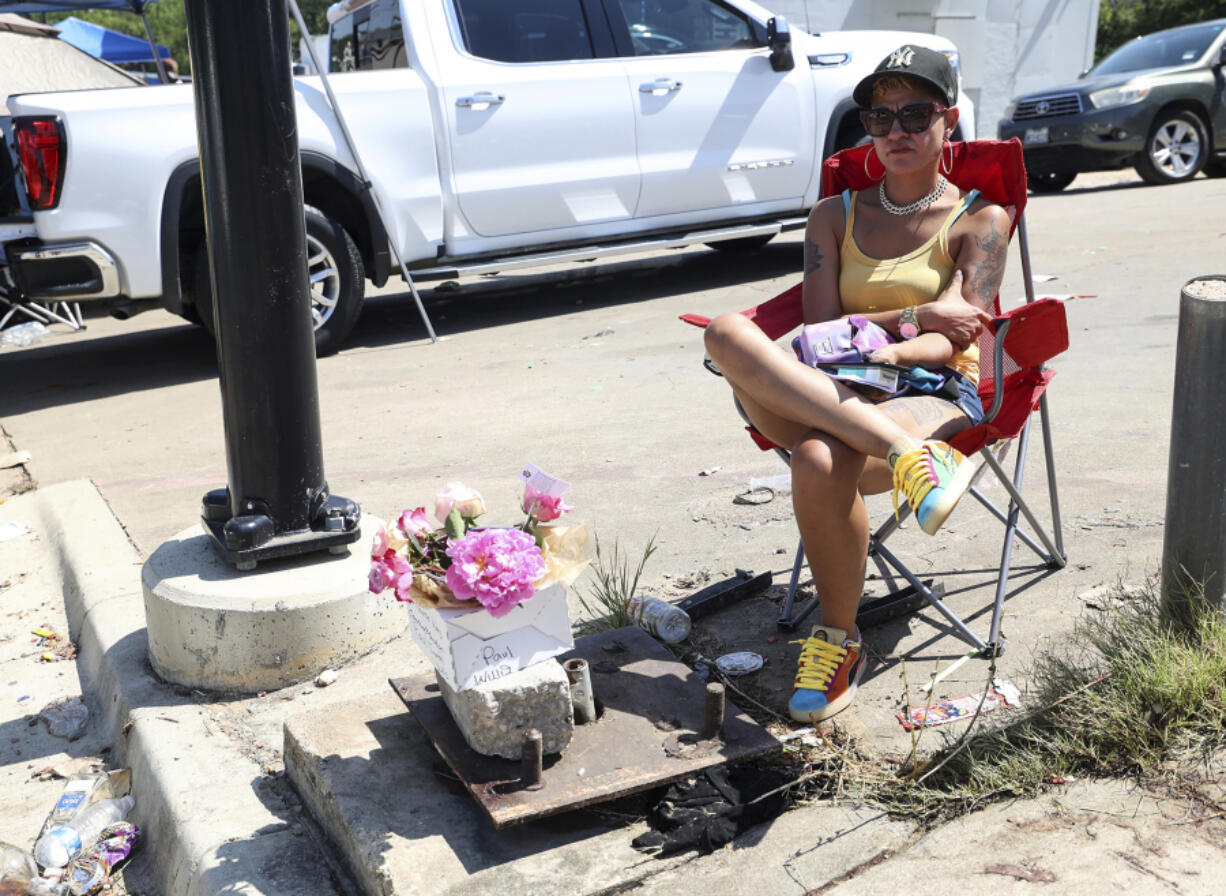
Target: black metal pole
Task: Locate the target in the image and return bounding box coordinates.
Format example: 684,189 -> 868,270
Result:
185,0 -> 359,570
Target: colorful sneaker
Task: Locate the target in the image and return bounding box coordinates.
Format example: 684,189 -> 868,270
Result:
788,625 -> 864,723
890,440 -> 976,535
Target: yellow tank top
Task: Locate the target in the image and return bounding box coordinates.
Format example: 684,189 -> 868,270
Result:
839,189 -> 980,384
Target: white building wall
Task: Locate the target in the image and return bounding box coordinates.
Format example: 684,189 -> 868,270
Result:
765,0 -> 1100,137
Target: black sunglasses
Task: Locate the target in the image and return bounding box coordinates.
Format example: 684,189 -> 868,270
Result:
859,102 -> 948,138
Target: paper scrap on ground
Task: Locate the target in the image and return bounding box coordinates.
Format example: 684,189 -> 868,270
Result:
0,449 -> 31,468
40,696 -> 90,740
0,520 -> 31,542
898,679 -> 1020,730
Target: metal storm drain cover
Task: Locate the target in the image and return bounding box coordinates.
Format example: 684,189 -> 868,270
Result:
390,626 -> 781,828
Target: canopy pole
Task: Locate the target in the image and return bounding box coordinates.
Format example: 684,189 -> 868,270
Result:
131,0 -> 169,83
287,0 -> 438,344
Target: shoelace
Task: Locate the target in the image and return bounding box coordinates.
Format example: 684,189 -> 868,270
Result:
891,443 -> 959,519
790,635 -> 847,691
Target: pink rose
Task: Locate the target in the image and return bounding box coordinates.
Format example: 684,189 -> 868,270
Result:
444,528 -> 546,618
434,482 -> 486,524
394,571 -> 415,602
385,551 -> 412,577
522,484 -> 572,523
368,559 -> 393,594
398,507 -> 432,539
370,524 -> 389,559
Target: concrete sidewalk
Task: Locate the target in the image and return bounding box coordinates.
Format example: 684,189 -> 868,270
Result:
4,475 -> 1226,896
4,168 -> 1226,894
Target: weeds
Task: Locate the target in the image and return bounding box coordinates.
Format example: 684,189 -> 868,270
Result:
854,581 -> 1226,823
573,535 -> 657,634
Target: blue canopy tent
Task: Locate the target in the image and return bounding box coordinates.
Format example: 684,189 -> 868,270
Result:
54,15 -> 168,65
0,1 -> 167,82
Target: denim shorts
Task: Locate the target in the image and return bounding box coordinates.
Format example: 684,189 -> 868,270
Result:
887,368 -> 984,426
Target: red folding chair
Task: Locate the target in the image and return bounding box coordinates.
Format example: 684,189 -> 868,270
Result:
682,138 -> 1068,657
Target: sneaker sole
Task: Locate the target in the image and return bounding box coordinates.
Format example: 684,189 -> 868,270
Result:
919,456 -> 977,535
789,649 -> 866,723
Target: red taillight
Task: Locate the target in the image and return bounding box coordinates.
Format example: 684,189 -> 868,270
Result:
14,117 -> 65,211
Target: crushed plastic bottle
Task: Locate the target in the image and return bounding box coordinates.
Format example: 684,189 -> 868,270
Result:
0,321 -> 49,348
33,796 -> 134,870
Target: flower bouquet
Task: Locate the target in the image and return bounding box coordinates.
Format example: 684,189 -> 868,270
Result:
369,468 -> 588,619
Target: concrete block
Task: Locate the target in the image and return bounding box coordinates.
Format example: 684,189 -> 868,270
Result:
283,690 -> 667,896
142,521 -> 406,693
436,658 -> 573,758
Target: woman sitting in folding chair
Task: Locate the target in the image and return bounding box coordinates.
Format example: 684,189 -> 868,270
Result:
703,46 -> 1011,724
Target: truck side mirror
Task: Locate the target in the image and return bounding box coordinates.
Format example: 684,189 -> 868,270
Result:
1216,45 -> 1226,68
767,16 -> 794,72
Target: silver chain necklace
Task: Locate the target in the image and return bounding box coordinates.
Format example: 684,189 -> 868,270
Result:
879,175 -> 948,216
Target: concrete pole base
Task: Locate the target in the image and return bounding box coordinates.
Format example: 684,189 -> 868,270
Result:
143,518 -> 404,694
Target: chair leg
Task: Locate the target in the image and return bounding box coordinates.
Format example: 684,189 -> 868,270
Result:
1037,392 -> 1066,563
870,536 -> 990,653
776,540 -> 820,631
979,425 -> 1064,564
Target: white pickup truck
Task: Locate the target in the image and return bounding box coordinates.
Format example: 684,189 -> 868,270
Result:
0,0 -> 974,354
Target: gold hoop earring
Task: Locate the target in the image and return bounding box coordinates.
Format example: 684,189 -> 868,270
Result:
864,147 -> 885,183
941,140 -> 954,176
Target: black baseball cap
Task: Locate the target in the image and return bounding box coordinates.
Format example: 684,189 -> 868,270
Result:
853,45 -> 958,108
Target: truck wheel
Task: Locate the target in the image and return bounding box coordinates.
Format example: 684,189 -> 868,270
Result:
1027,171 -> 1076,193
1135,110 -> 1207,185
191,205 -> 364,356
706,234 -> 774,252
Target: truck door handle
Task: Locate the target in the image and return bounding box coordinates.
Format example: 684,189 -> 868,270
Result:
639,79 -> 683,95
456,92 -> 505,109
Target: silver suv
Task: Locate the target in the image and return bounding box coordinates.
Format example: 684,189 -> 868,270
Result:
998,19 -> 1226,191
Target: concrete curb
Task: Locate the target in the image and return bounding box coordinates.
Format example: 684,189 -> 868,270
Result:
31,480 -> 343,896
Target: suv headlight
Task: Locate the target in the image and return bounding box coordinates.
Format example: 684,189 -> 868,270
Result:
1003,99 -> 1018,120
1089,85 -> 1149,109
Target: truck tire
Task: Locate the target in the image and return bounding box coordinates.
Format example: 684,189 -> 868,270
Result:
1027,171 -> 1076,193
1135,110 -> 1208,185
192,205 -> 365,356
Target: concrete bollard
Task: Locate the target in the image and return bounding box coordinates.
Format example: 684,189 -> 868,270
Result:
1161,275 -> 1226,629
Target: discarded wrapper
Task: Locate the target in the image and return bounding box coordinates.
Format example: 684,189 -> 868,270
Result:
64,822 -> 139,896
714,652 -> 764,677
897,680 -> 1020,730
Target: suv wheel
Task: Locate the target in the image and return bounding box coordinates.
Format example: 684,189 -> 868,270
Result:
1027,171 -> 1076,193
191,205 -> 365,356
1136,110 -> 1208,185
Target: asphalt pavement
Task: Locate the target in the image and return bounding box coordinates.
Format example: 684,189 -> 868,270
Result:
4,168 -> 1226,894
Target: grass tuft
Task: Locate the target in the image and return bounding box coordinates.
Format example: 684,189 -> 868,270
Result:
853,580 -> 1226,823
573,535 -> 658,635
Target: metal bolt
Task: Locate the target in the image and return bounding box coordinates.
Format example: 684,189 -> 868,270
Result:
702,682 -> 725,739
520,728 -> 544,790
563,658 -> 597,724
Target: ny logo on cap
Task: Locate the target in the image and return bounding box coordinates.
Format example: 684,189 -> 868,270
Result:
887,46 -> 916,69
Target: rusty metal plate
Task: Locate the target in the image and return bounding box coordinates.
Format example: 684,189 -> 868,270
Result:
389,626 -> 780,828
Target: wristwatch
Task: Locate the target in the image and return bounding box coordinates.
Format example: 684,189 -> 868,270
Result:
899,305 -> 920,340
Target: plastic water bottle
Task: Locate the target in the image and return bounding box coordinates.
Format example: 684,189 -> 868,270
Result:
0,841 -> 38,882
33,795 -> 134,869
627,596 -> 691,643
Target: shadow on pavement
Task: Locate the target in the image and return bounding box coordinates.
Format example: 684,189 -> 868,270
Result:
0,242 -> 799,414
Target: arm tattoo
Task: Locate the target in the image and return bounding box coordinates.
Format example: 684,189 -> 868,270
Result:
968,223 -> 1007,308
804,237 -> 824,277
